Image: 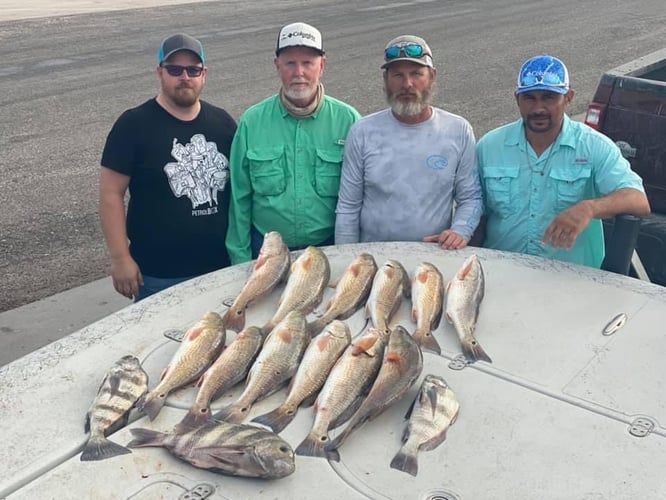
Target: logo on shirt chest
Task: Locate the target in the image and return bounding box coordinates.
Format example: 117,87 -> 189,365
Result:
426,155 -> 448,171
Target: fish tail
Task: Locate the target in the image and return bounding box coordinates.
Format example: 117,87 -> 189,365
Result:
413,328 -> 442,354
212,402 -> 252,424
137,391 -> 167,421
126,427 -> 166,448
306,319 -> 326,337
174,405 -> 213,434
80,434 -> 131,461
462,337 -> 492,364
323,430 -> 349,461
222,305 -> 246,332
260,321 -> 274,336
390,446 -> 418,476
294,431 -> 338,460
251,405 -> 297,433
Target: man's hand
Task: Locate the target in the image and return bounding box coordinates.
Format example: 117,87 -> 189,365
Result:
111,255 -> 143,300
423,229 -> 468,250
543,201 -> 594,249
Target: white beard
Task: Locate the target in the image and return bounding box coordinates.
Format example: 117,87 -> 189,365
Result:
284,82 -> 317,103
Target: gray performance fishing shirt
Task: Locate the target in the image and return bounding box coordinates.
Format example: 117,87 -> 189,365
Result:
335,108 -> 483,243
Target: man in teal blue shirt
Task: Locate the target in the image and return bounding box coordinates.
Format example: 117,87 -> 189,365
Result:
226,22 -> 360,264
476,54 -> 650,268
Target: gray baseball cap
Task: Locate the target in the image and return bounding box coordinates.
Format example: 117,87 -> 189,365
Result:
381,35 -> 433,69
158,33 -> 205,64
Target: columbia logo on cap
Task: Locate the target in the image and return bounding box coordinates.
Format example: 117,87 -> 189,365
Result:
276,22 -> 324,56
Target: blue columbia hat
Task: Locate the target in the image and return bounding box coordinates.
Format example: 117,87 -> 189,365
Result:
516,54 -> 569,95
158,33 -> 205,65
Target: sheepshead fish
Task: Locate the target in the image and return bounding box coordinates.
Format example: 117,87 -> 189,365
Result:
175,326 -> 265,433
261,246 -> 331,335
81,355 -> 149,461
326,325 -> 423,460
366,259 -> 411,336
223,232 -> 290,332
215,310 -> 309,423
127,420 -> 295,479
390,374 -> 460,476
139,312 -> 226,420
411,262 -> 445,354
252,320 -> 351,433
445,254 -> 492,363
295,328 -> 386,459
307,253 -> 377,335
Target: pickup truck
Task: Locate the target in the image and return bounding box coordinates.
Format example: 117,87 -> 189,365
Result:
584,47 -> 666,286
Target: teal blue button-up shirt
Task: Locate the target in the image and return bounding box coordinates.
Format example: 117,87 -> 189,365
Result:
476,115 -> 645,268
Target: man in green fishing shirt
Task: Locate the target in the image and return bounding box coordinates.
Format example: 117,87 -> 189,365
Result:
226,22 -> 361,264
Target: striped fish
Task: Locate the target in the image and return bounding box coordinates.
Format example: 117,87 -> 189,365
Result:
128,420 -> 295,479
80,355 -> 149,461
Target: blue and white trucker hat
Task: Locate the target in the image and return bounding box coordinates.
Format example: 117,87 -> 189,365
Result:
516,54 -> 570,95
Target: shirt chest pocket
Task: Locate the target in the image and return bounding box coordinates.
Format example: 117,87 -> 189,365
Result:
482,165 -> 520,216
314,148 -> 344,197
549,167 -> 592,211
247,147 -> 286,196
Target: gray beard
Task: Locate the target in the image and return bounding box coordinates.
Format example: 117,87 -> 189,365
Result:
386,86 -> 434,118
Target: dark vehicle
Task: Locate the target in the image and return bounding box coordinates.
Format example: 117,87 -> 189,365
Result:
584,48 -> 666,286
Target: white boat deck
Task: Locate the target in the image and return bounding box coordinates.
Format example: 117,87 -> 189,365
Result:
2,242 -> 665,499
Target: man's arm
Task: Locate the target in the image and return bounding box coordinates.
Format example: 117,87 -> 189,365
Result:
424,122 -> 483,249
334,128 -> 364,244
225,122 -> 254,264
99,167 -> 142,299
543,188 -> 650,249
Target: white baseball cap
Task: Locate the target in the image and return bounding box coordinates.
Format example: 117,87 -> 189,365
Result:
276,22 -> 324,56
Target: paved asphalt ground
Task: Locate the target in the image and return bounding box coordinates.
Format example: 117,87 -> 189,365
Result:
1,0 -> 664,367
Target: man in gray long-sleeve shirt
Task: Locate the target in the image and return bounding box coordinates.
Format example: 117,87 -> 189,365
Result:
335,35 -> 483,249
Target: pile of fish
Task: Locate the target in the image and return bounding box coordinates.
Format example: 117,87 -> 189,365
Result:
80,231 -> 490,479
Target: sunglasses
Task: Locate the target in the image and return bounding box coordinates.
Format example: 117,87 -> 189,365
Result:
161,64 -> 204,77
518,71 -> 566,89
385,43 -> 426,60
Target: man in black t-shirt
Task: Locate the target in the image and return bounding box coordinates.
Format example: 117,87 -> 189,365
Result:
100,33 -> 237,301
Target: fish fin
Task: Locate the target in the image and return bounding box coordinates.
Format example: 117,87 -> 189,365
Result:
421,430 -> 449,452
432,306 -> 443,330
413,328 -> 442,355
254,253 -> 269,270
389,447 -> 418,476
222,306 -> 246,333
295,431 -> 337,460
307,319 -> 326,337
461,337 -> 492,364
137,390 -> 168,421
83,412 -> 91,434
458,259 -> 473,279
185,325 -> 205,342
126,427 -> 167,448
351,335 -> 380,356
80,435 -> 131,462
403,392 -> 419,420
212,401 -> 252,424
301,392 -> 318,408
251,404 -> 297,433
174,405 -> 213,434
